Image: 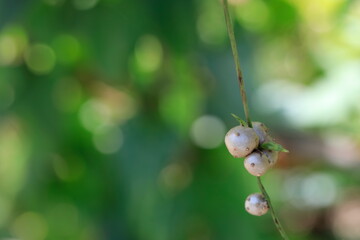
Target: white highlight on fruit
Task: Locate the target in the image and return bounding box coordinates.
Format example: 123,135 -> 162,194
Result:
224,126 -> 259,158
244,152 -> 270,176
245,193 -> 269,216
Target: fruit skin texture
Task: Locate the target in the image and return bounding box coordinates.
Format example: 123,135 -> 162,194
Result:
244,152 -> 270,176
245,193 -> 269,216
252,121 -> 271,144
225,126 -> 259,158
263,149 -> 278,167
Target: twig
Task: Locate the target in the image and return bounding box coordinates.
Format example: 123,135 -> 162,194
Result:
221,0 -> 252,127
257,177 -> 289,240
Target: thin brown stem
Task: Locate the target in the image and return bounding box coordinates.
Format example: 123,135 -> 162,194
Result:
221,0 -> 252,127
257,177 -> 289,240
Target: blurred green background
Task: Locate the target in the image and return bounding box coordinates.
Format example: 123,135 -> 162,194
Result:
1,0 -> 360,239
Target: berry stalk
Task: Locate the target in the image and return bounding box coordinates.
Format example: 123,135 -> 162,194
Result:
221,0 -> 289,239
257,177 -> 289,240
221,0 -> 252,127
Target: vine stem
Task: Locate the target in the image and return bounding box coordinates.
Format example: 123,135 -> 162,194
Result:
257,177 -> 289,240
221,0 -> 252,127
221,0 -> 289,239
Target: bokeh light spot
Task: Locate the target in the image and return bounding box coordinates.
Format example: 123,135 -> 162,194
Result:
0,117 -> 29,199
255,63 -> 360,127
0,26 -> 27,66
11,212 -> 48,240
53,77 -> 83,113
0,195 -> 13,226
0,36 -> 17,65
332,199 -> 360,240
323,134 -> 360,168
300,173 -> 338,207
197,1 -> 227,45
190,115 -> 226,149
48,203 -> 79,236
92,125 -> 123,154
79,84 -> 138,132
284,171 -> 338,208
90,83 -> 138,124
134,35 -> 163,73
0,81 -> 15,110
25,44 -> 56,75
52,155 -> 85,181
52,155 -> 70,181
159,81 -> 202,134
73,0 -> 99,10
43,0 -> 65,6
235,0 -> 270,32
52,34 -> 81,66
228,0 -> 248,5
79,99 -> 112,132
159,163 -> 192,195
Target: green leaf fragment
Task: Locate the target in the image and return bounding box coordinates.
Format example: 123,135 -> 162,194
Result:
231,113 -> 248,127
260,141 -> 289,153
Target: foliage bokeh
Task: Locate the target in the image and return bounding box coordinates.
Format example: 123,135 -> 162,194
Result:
1,0 -> 360,239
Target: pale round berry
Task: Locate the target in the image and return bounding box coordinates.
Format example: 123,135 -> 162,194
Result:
264,134 -> 274,143
263,149 -> 278,167
245,193 -> 269,216
252,121 -> 271,144
225,126 -> 259,158
244,152 -> 270,176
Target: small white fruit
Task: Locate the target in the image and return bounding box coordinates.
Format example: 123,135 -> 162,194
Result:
244,152 -> 270,176
263,149 -> 278,167
252,121 -> 271,144
225,126 -> 259,158
245,193 -> 269,216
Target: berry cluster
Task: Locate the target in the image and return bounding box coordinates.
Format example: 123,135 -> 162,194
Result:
224,116 -> 288,216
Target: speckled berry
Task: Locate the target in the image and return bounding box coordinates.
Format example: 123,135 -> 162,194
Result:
263,149 -> 278,167
245,193 -> 269,216
252,121 -> 272,144
244,152 -> 270,176
225,126 -> 259,158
